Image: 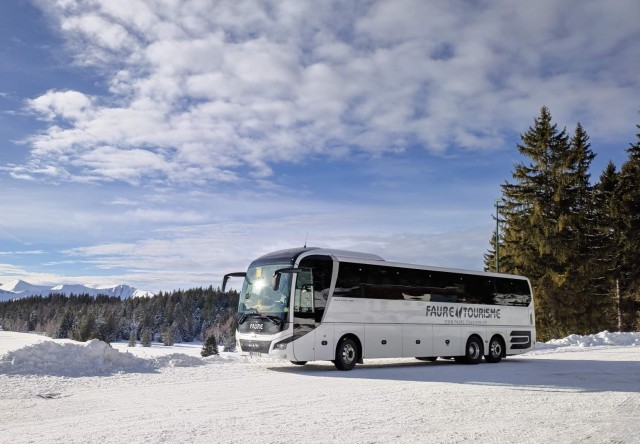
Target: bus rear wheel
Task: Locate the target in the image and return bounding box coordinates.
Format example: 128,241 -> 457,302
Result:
334,337 -> 358,371
484,336 -> 504,363
464,336 -> 483,364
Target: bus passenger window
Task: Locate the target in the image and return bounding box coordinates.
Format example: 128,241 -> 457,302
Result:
294,270 -> 315,319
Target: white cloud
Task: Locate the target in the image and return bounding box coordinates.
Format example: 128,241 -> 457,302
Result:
11,0 -> 638,185
0,250 -> 45,256
28,90 -> 93,122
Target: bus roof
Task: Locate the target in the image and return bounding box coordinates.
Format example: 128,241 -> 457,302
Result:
250,247 -> 527,281
250,247 -> 385,267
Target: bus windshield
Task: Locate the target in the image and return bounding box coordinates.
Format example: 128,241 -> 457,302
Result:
238,264 -> 292,321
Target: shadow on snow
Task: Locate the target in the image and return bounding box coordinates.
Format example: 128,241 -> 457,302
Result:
269,357 -> 640,393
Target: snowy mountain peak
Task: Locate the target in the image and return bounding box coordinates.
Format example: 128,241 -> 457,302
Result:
0,280 -> 52,294
0,280 -> 153,301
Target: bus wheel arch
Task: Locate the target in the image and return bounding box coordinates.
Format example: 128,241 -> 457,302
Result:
334,334 -> 361,371
484,335 -> 505,363
464,335 -> 484,364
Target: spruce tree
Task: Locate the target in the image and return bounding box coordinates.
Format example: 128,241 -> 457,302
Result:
484,231 -> 498,272
128,330 -> 137,347
564,123 -> 612,333
498,107 -> 599,340
592,162 -> 622,329
201,334 -> 218,357
161,325 -> 175,346
141,328 -> 152,347
615,120 -> 640,329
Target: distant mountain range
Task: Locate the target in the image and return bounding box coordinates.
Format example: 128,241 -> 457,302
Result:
0,280 -> 154,302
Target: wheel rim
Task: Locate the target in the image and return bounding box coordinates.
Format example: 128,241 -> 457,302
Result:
342,343 -> 356,364
490,340 -> 502,358
468,341 -> 480,360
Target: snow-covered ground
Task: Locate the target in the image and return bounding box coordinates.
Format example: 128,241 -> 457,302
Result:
1,331 -> 639,443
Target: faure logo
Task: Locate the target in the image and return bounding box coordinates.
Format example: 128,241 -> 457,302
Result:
426,305 -> 501,320
249,323 -> 264,330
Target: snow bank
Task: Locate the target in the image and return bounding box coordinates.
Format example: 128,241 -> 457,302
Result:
0,333 -> 281,376
0,339 -> 214,376
536,330 -> 640,351
0,339 -> 156,376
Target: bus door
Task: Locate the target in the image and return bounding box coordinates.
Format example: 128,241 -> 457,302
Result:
292,269 -> 316,361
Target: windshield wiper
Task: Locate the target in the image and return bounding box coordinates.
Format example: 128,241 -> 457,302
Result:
238,312 -> 261,325
264,315 -> 282,325
238,312 -> 282,326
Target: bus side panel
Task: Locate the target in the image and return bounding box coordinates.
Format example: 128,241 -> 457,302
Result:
364,324 -> 403,359
313,322 -> 335,361
402,324 -> 434,358
292,330 -> 316,362
506,327 -> 535,355
433,324 -> 463,357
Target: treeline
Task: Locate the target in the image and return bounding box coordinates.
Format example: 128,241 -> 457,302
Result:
0,287 -> 239,348
486,106 -> 640,341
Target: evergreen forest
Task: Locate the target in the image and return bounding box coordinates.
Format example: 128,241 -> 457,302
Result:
0,287 -> 239,348
485,107 -> 640,341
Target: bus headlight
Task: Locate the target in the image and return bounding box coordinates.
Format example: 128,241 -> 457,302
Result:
275,342 -> 287,350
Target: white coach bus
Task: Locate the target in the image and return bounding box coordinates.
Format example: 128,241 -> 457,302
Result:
223,247 -> 536,371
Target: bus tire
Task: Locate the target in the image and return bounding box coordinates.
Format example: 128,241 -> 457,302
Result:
464,336 -> 483,364
416,357 -> 437,362
290,361 -> 307,366
335,337 -> 358,371
484,336 -> 504,363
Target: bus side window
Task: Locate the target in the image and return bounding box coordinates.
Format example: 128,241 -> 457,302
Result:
294,270 -> 314,318
300,284 -> 313,312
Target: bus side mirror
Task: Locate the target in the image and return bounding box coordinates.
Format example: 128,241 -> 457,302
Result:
272,268 -> 304,290
222,272 -> 246,292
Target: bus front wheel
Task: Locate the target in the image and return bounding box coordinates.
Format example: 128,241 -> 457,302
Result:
335,337 -> 358,371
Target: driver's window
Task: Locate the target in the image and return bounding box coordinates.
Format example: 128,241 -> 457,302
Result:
294,270 -> 314,318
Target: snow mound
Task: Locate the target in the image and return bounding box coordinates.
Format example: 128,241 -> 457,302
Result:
0,339 -> 168,376
538,330 -> 640,350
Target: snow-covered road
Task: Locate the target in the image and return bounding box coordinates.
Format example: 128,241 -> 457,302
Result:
1,331 -> 639,443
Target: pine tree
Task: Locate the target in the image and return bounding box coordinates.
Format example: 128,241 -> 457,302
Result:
592,162 -> 622,329
201,334 -> 218,357
73,313 -> 96,342
498,107 -> 599,340
141,328 -> 152,347
615,119 -> 640,329
484,231 -> 498,272
161,325 -> 175,346
128,330 -> 137,347
564,123 -> 612,333
56,309 -> 75,339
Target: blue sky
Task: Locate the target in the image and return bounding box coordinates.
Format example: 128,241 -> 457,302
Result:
1,0 -> 638,292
